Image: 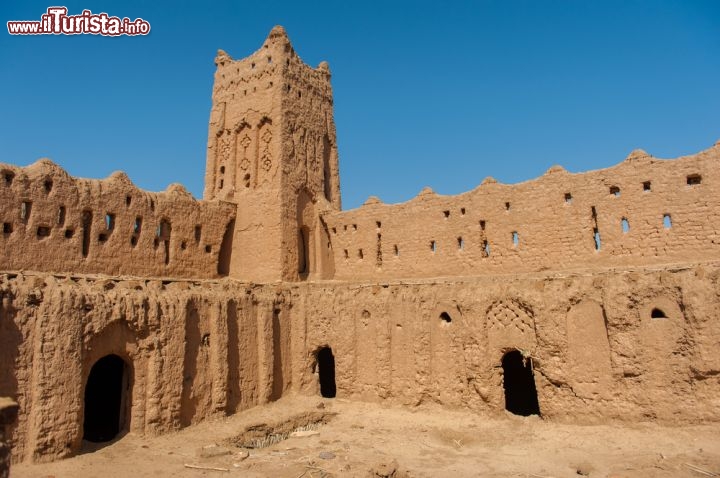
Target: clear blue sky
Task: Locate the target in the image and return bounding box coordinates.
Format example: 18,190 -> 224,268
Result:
1,1 -> 718,210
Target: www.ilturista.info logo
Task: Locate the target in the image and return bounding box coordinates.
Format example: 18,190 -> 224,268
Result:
7,7 -> 150,36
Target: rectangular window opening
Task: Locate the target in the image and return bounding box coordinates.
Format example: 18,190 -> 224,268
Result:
37,226 -> 50,238
20,201 -> 31,222
663,214 -> 672,229
593,228 -> 602,251
687,174 -> 702,186
58,206 -> 66,226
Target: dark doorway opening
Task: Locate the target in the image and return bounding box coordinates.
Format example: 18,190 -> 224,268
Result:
501,350 -> 540,416
298,226 -> 310,278
83,354 -> 129,442
217,219 -> 235,276
316,347 -> 336,398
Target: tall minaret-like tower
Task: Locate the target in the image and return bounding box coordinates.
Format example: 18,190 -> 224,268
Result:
204,26 -> 340,282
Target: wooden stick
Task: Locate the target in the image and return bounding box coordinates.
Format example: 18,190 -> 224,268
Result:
684,463 -> 718,477
184,463 -> 230,472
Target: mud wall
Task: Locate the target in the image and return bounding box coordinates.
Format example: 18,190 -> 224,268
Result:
0,273 -> 290,463
325,144 -> 720,280
3,262 -> 720,463
0,160 -> 236,279
291,261 -> 720,423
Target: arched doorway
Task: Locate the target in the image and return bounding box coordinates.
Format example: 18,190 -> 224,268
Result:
316,347 -> 336,398
83,354 -> 130,442
501,350 -> 540,416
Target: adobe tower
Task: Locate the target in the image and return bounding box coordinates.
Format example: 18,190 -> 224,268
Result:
204,26 -> 340,282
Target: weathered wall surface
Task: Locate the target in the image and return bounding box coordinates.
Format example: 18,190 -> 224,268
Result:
0,160 -> 236,278
325,144 -> 720,280
0,272 -> 293,463
292,262 -> 720,423
3,262 -> 719,462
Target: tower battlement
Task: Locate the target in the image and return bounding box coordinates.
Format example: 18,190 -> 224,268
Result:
205,26 -> 340,282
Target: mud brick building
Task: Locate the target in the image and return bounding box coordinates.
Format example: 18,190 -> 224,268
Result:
1,26 -> 719,466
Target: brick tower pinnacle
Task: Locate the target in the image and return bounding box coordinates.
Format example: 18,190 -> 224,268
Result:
204,26 -> 340,281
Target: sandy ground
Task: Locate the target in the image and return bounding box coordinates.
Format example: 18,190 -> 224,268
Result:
12,396 -> 720,478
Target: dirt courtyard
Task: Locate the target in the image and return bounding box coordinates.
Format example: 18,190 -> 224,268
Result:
12,396 -> 720,478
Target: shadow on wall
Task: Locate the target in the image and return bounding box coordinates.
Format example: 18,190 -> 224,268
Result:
270,308 -> 286,401
0,300 -> 21,419
181,303 -> 210,427
226,300 -> 241,413
218,219 -> 235,276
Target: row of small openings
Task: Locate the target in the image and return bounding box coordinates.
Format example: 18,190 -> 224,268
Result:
332,221 -> 384,235
341,220 -> 493,260
331,224 -> 358,234
430,233 -> 518,253
565,174 -> 703,203
618,214 -> 673,234
285,84 -> 303,98
5,203 -> 210,257
1,172 -> 54,192
249,56 -> 273,70
443,207 -> 467,219
592,214 -> 672,251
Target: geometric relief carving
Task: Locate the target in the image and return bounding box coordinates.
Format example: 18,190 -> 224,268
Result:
235,122 -> 253,189
218,133 -> 232,163
486,298 -> 537,353
216,131 -> 233,192
239,135 -> 251,170
256,120 -> 273,186
260,151 -> 272,172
